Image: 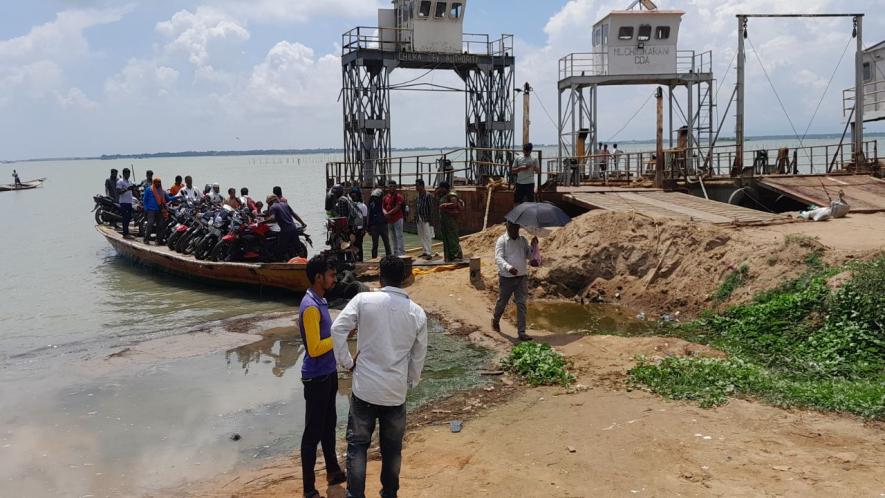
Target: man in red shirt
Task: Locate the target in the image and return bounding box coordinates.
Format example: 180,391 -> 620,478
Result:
382,180 -> 405,256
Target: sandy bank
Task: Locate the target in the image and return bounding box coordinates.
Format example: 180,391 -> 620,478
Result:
182,212 -> 885,497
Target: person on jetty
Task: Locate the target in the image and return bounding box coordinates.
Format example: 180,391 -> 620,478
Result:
436,182 -> 463,262
116,168 -> 135,239
492,221 -> 538,341
414,179 -> 436,260
383,180 -> 406,256
169,175 -> 184,196
299,255 -> 347,498
105,169 -> 118,199
142,177 -> 174,245
350,187 -> 368,262
179,176 -> 200,203
367,188 -> 391,259
331,256 -> 428,498
511,143 -> 538,204
12,169 -> 22,188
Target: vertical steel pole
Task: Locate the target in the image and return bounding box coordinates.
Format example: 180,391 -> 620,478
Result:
668,85 -> 674,148
735,16 -> 746,176
522,82 -> 531,147
853,15 -> 864,166
655,87 -> 664,188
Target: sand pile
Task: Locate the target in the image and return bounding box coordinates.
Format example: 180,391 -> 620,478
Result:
464,211 -> 832,318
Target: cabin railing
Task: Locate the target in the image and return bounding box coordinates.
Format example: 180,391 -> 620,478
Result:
559,49 -> 712,80
342,27 -> 513,57
842,81 -> 885,120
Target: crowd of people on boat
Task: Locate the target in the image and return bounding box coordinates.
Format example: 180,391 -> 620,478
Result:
97,167 -> 309,262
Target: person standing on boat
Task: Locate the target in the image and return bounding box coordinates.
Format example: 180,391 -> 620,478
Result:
350,187 -> 368,262
511,143 -> 538,204
12,170 -> 22,188
367,189 -> 391,259
179,176 -> 200,203
116,168 -> 135,238
492,221 -> 537,341
331,256 -> 428,498
105,169 -> 119,200
265,195 -> 299,261
225,188 -> 242,209
208,183 -> 224,205
240,187 -> 257,214
139,170 -> 154,192
382,180 -> 405,256
142,177 -> 174,244
273,186 -> 308,228
436,182 -> 463,262
414,179 -> 436,260
169,175 -> 184,196
299,255 -> 347,498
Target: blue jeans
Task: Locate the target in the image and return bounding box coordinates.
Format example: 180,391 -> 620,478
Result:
345,395 -> 406,498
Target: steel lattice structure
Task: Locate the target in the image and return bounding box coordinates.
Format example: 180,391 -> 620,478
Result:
340,27 -> 515,187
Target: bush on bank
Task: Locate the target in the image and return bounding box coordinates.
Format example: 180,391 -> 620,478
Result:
629,255 -> 885,419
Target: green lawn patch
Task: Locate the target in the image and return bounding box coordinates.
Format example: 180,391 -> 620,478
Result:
502,342 -> 575,387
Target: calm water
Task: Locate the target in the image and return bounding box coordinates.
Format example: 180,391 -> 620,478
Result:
0,154 -> 484,497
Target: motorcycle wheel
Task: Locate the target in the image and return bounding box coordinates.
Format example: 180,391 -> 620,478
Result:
209,240 -> 233,262
194,235 -> 217,261
183,232 -> 202,255
167,230 -> 183,250
293,240 -> 307,259
176,228 -> 196,253
94,208 -> 104,226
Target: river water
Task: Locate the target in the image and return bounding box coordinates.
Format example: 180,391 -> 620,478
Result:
0,154 -> 488,497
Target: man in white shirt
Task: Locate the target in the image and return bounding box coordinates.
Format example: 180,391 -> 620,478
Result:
331,256 -> 428,498
179,176 -> 200,203
492,221 -> 537,341
511,142 -> 538,204
116,168 -> 135,238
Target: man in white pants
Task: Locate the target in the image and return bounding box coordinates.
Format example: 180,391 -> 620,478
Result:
414,179 -> 436,260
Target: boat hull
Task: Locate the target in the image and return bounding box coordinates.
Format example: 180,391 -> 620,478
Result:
0,178 -> 45,192
96,224 -> 310,293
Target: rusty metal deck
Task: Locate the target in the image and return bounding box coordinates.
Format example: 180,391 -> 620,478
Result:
757,174 -> 885,213
564,191 -> 791,225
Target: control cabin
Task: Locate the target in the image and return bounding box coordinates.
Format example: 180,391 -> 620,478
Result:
844,40 -> 885,122
592,10 -> 683,75
379,0 -> 467,53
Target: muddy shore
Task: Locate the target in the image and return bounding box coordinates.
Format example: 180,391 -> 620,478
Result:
178,212 -> 885,497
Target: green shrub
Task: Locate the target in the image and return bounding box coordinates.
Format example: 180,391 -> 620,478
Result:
629,255 -> 885,419
502,342 -> 575,387
713,264 -> 749,302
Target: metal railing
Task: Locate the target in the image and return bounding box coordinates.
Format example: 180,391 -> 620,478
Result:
843,81 -> 885,119
342,27 -> 513,57
545,140 -> 880,185
559,49 -> 712,80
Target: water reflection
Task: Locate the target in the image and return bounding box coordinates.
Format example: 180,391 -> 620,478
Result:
512,301 -> 656,336
227,327 -> 303,377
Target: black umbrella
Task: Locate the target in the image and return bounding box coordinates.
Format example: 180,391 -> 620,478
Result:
504,202 -> 571,228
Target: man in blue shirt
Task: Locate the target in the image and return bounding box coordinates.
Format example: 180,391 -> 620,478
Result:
299,255 -> 347,497
265,194 -> 299,260
142,177 -> 174,244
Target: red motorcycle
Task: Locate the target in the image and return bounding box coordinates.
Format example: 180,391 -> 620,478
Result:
211,210 -> 310,262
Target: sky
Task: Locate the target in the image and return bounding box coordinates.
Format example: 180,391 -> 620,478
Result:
0,0 -> 882,160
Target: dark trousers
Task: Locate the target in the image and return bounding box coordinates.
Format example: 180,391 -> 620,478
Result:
353,228 -> 366,262
302,373 -> 343,494
143,210 -> 160,243
514,182 -> 534,204
346,395 -> 406,498
369,225 -> 391,259
276,229 -> 297,261
120,203 -> 132,237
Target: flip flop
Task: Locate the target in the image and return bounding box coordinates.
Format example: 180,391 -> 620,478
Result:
450,420 -> 463,433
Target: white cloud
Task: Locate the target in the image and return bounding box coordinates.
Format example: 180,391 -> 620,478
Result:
242,41 -> 340,114
155,7 -> 250,70
55,87 -> 99,110
0,61 -> 64,107
219,0 -> 384,23
105,58 -> 180,101
0,7 -> 129,62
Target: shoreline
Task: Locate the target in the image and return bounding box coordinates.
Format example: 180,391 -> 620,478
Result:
175,210 -> 884,497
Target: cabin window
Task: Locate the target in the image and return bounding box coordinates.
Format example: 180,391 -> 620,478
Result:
602,24 -> 609,46
655,26 -> 670,40
637,24 -> 651,41
418,1 -> 431,18
435,1 -> 447,18
618,26 -> 634,40
592,27 -> 600,47
863,62 -> 872,81
450,2 -> 463,18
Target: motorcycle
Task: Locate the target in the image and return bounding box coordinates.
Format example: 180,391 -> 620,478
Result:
211,209 -> 312,262
93,194 -> 145,232
325,216 -> 358,264
193,206 -> 234,260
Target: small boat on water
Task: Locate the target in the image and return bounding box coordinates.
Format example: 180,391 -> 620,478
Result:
96,224 -> 311,292
0,177 -> 46,192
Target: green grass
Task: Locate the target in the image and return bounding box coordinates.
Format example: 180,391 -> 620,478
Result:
502,342 -> 575,387
629,255 -> 885,419
713,264 -> 750,302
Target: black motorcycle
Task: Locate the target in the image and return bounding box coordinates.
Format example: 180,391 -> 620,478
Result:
93,194 -> 144,231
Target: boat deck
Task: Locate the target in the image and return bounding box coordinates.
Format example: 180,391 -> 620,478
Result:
564,189 -> 791,225
756,174 -> 885,213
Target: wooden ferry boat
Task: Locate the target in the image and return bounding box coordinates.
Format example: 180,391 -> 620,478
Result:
0,177 -> 46,192
96,225 -> 311,292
